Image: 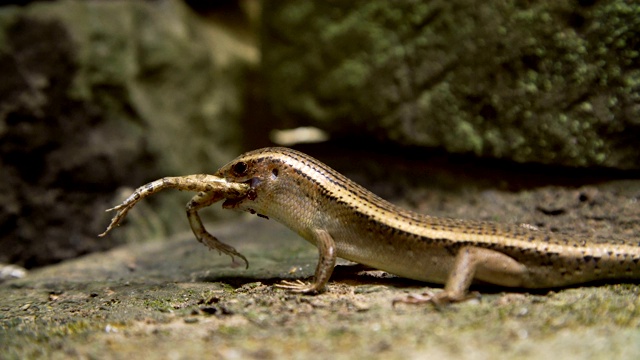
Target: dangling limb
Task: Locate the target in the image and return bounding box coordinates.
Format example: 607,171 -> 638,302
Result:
186,191 -> 249,268
277,229 -> 336,294
99,175 -> 248,236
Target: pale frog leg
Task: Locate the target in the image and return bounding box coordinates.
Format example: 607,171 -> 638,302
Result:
99,175 -> 248,237
186,191 -> 249,268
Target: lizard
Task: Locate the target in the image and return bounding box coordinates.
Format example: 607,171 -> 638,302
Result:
101,147 -> 640,304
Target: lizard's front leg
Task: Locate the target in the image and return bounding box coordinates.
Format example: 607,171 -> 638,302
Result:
186,191 -> 249,268
277,229 -> 337,294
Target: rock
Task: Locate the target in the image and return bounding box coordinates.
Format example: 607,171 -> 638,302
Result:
262,0 -> 640,169
0,0 -> 254,267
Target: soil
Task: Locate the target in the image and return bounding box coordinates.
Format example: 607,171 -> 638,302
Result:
2,146 -> 640,359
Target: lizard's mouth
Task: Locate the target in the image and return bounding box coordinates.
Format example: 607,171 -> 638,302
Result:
222,196 -> 245,209
222,177 -> 260,209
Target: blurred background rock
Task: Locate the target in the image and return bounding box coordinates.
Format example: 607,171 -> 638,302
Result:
0,0 -> 638,268
0,0 -> 258,267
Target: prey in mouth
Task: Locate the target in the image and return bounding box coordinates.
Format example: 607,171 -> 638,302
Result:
99,174 -> 251,267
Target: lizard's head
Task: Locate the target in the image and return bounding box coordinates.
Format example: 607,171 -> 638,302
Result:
214,147 -> 291,214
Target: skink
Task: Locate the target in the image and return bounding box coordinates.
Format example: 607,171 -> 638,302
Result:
103,147 -> 640,304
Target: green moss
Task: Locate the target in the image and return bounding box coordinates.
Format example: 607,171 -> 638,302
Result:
263,0 -> 640,168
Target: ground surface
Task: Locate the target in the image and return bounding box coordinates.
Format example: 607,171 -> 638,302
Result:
2,148 -> 640,359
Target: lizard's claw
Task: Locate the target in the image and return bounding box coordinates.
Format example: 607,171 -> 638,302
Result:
393,290 -> 480,307
392,290 -> 438,307
275,279 -> 320,294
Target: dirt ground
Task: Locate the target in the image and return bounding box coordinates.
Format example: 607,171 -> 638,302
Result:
2,148 -> 640,359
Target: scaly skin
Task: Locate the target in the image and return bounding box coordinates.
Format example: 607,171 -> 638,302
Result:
102,148 -> 640,304
215,147 -> 640,303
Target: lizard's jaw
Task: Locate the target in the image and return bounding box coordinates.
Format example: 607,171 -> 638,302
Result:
222,196 -> 245,209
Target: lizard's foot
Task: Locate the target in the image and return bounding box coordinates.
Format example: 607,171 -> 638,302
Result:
393,290 -> 480,307
392,290 -> 437,306
198,232 -> 249,269
275,279 -> 322,294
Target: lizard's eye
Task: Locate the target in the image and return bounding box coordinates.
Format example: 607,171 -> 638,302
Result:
232,161 -> 248,176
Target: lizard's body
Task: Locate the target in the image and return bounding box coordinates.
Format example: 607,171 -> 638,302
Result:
102,147 -> 640,303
